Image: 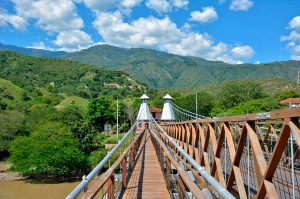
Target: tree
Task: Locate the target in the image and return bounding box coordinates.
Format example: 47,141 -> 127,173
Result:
49,108 -> 100,154
0,98 -> 7,110
0,110 -> 24,159
225,98 -> 282,116
124,98 -> 140,125
219,80 -> 266,109
10,122 -> 87,177
275,90 -> 300,101
87,96 -> 114,131
174,91 -> 215,117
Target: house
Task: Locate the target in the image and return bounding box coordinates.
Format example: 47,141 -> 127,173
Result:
150,107 -> 162,122
280,98 -> 300,108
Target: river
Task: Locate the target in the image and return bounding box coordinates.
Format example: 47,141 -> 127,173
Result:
0,180 -> 80,199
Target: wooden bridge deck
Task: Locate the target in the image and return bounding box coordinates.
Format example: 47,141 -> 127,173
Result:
122,131 -> 171,199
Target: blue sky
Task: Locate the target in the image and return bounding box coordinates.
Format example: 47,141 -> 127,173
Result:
0,0 -> 300,64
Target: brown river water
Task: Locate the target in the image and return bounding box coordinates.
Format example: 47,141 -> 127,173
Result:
0,180 -> 80,199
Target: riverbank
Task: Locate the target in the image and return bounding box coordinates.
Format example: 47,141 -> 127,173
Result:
0,161 -> 24,181
0,161 -> 81,199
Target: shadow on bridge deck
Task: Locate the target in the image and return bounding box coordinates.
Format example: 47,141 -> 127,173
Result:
121,130 -> 170,199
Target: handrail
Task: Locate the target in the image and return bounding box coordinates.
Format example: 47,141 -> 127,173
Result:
66,121 -> 138,199
149,127 -> 207,198
150,116 -> 236,199
82,129 -> 146,199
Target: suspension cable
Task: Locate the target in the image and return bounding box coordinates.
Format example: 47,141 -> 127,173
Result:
171,101 -> 208,119
172,105 -> 198,120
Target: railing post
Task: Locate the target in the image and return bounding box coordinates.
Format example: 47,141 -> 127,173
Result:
165,157 -> 171,189
160,147 -> 164,170
177,176 -> 185,199
129,147 -> 134,170
122,157 -> 127,188
107,174 -> 114,199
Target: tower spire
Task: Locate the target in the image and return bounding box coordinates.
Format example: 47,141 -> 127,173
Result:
161,94 -> 175,121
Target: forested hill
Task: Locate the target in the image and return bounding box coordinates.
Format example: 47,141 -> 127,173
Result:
2,43 -> 300,89
0,51 -> 146,98
65,45 -> 300,88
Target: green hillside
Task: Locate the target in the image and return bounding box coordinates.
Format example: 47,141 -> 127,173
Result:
55,96 -> 89,112
0,51 -> 146,98
65,45 -> 300,88
0,78 -> 24,101
162,78 -> 300,96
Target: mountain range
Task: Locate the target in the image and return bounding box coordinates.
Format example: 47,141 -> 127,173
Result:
1,43 -> 300,88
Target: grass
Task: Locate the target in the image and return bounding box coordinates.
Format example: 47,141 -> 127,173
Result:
0,78 -> 24,107
55,96 -> 89,112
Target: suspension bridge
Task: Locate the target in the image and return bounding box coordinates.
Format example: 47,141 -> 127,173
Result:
66,94 -> 300,199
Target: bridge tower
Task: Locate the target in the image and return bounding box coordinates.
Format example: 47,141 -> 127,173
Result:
136,94 -> 152,133
161,94 -> 175,121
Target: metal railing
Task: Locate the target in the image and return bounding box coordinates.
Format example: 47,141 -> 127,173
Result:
160,108 -> 300,198
150,116 -> 236,199
66,121 -> 138,199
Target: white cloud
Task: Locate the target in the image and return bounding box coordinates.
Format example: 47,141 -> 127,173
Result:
172,0 -> 189,8
93,11 -> 254,64
146,0 -> 171,14
11,0 -> 83,32
27,41 -> 54,51
0,9 -> 27,30
121,0 -> 142,8
289,16 -> 300,31
82,0 -> 141,13
53,30 -> 93,52
145,0 -> 188,14
82,0 -> 119,11
230,0 -> 254,11
281,30 -> 300,41
190,7 -> 218,24
291,55 -> 300,60
93,12 -> 181,48
281,16 -> 300,60
231,45 -> 254,59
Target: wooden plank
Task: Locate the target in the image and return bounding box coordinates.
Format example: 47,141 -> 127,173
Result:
122,131 -> 171,199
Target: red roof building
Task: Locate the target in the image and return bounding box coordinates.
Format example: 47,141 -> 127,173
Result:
150,107 -> 162,121
280,98 -> 300,108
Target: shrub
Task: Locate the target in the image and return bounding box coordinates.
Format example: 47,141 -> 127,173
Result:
10,122 -> 87,177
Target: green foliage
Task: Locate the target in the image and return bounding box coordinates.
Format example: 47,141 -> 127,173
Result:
219,80 -> 266,109
275,90 -> 300,101
174,91 -> 215,116
225,98 -> 283,116
88,148 -> 108,168
0,110 -> 24,158
10,122 -> 87,177
87,96 -> 114,130
48,108 -> 100,154
105,133 -> 125,144
0,98 -> 7,110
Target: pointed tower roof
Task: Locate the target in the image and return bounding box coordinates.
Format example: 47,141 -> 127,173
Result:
140,94 -> 149,100
163,94 -> 173,100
